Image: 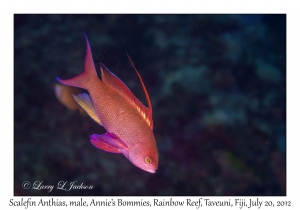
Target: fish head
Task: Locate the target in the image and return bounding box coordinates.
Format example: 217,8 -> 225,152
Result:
124,145 -> 158,173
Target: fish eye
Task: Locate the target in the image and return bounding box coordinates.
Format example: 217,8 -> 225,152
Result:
144,157 -> 152,164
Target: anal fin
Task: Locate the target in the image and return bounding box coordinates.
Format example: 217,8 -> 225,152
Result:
73,93 -> 101,125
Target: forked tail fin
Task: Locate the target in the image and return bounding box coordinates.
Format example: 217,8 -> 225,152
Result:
57,33 -> 97,89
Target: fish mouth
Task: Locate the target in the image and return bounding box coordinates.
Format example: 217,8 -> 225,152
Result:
145,168 -> 156,173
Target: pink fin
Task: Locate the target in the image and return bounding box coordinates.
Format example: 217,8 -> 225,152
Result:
90,132 -> 128,153
126,53 -> 152,119
100,62 -> 154,129
90,136 -> 121,153
57,33 -> 97,89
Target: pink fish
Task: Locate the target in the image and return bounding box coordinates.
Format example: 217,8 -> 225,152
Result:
57,34 -> 158,173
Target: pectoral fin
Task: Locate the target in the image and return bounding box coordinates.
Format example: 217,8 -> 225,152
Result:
90,132 -> 128,153
73,93 -> 101,125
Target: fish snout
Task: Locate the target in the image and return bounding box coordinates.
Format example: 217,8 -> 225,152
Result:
145,168 -> 157,173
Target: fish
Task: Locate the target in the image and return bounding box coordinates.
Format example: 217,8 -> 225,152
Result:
57,34 -> 158,173
54,83 -> 85,114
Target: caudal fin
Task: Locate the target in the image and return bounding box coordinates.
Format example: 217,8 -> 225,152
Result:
57,33 -> 97,89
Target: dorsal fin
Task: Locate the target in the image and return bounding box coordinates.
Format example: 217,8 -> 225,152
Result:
126,53 -> 153,120
73,93 -> 102,125
100,61 -> 153,130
